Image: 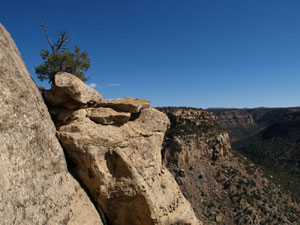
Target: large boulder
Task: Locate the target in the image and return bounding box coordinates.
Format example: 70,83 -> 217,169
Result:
54,72 -> 103,104
0,24 -> 102,224
56,104 -> 201,225
43,72 -> 103,109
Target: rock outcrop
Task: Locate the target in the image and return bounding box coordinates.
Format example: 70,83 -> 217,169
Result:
44,75 -> 201,225
43,72 -> 103,110
158,107 -> 231,168
0,24 -> 102,224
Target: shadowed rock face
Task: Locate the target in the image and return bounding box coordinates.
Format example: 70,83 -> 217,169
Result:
44,75 -> 201,225
0,24 -> 102,224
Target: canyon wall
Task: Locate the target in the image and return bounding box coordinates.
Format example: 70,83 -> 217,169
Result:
158,107 -> 231,167
210,108 -> 292,142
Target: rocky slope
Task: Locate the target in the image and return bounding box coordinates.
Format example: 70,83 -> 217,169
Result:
44,74 -> 201,225
0,24 -> 102,224
234,109 -> 300,199
211,107 -> 300,199
158,107 -> 300,225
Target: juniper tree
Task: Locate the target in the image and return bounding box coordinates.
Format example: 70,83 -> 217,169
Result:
35,23 -> 90,83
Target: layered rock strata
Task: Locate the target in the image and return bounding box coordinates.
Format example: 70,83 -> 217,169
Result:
44,74 -> 201,225
158,107 -> 231,168
209,108 -> 293,142
209,109 -> 259,142
0,24 -> 102,224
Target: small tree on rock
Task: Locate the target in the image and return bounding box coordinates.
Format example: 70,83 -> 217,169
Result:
35,23 -> 90,83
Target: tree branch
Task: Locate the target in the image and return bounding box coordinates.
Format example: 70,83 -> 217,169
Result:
56,29 -> 72,52
40,22 -> 55,54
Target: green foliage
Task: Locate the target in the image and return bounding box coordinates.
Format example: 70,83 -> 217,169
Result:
165,117 -> 216,138
35,25 -> 90,83
35,46 -> 90,83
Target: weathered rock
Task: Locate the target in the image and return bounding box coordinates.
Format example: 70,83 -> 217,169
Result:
87,107 -> 131,125
43,85 -> 86,109
54,72 -> 103,104
97,97 -> 150,113
43,72 -> 103,109
71,108 -> 88,120
0,23 -> 102,224
57,107 -> 201,225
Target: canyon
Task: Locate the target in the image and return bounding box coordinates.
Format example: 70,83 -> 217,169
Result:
158,107 -> 300,224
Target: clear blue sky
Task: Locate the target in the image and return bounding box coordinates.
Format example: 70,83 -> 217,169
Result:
2,0 -> 300,108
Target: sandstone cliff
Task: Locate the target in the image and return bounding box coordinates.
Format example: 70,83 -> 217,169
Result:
158,107 -> 231,167
43,74 -> 201,225
0,24 -> 102,224
209,109 -> 258,142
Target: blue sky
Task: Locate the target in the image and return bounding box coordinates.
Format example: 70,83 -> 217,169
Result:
2,0 -> 300,108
